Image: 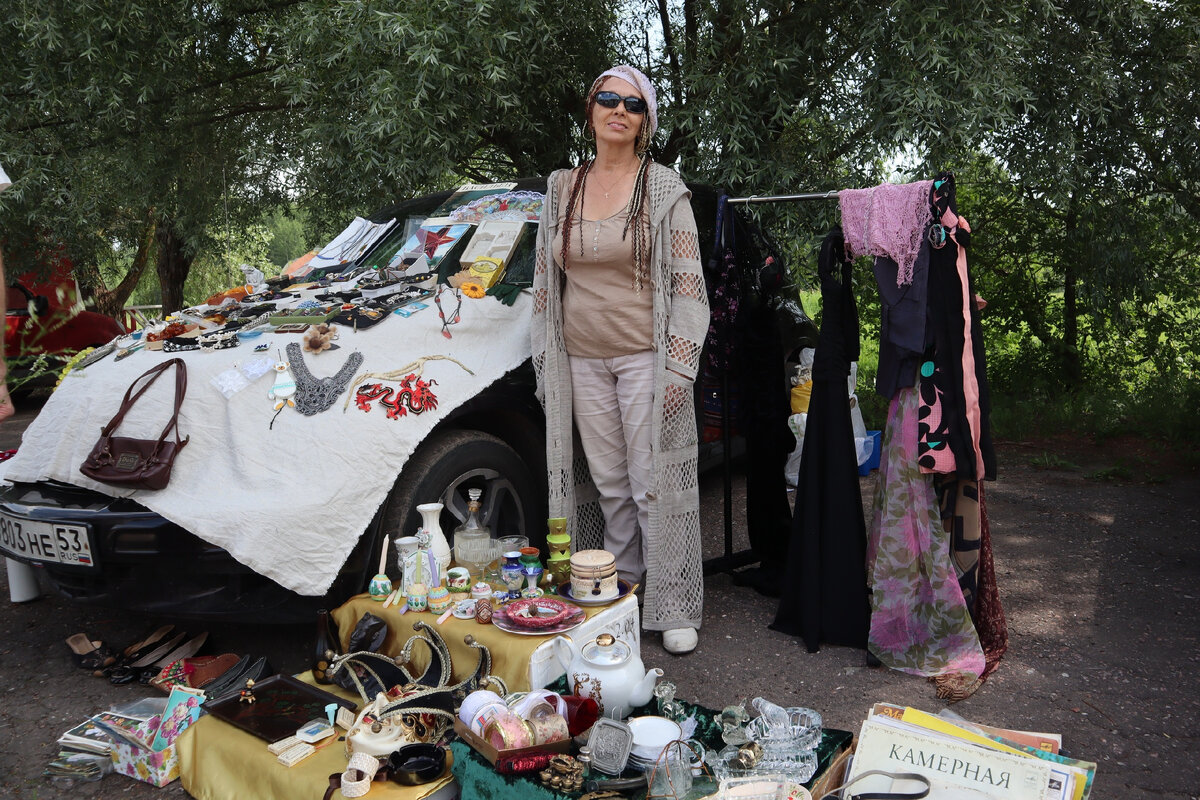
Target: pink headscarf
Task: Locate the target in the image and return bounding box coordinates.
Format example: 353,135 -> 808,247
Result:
587,65 -> 658,141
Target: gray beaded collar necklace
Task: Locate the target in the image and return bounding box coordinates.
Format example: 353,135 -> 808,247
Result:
285,342 -> 364,416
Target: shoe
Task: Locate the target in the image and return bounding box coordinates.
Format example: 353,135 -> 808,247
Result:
109,631 -> 189,684
865,651 -> 882,668
136,632 -> 209,684
95,624 -> 175,677
198,655 -> 252,700
66,634 -> 115,671
150,652 -> 241,693
662,627 -> 698,655
206,656 -> 275,701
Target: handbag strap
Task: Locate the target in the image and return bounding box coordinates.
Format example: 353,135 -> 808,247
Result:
100,358 -> 189,448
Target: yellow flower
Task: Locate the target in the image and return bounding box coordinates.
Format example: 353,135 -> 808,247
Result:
460,281 -> 486,299
54,347 -> 94,391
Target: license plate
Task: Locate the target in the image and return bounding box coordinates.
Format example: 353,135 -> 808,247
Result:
0,512 -> 94,567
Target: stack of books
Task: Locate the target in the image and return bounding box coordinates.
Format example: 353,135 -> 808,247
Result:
45,718 -> 118,783
844,703 -> 1096,800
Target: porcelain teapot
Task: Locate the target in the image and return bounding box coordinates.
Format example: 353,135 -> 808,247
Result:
552,633 -> 663,720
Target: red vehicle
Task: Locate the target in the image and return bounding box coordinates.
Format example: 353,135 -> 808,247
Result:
4,259 -> 128,390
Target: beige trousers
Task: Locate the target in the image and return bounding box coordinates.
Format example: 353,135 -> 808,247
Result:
569,350 -> 655,584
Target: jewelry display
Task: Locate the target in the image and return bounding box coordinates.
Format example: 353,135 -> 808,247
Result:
342,354 -> 474,414
285,342 -> 364,416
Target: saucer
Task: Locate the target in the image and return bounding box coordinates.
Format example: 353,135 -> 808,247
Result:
554,579 -> 634,607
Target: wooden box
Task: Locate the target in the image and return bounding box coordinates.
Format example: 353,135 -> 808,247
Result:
452,718 -> 571,766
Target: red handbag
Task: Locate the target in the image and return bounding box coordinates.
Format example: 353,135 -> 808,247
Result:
79,358 -> 189,491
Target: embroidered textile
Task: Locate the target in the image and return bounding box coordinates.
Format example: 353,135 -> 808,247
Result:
839,180 -> 933,286
285,342 -> 364,416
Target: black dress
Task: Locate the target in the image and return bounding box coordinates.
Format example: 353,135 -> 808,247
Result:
771,228 -> 870,652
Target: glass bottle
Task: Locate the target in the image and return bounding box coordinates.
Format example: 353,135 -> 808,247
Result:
453,488 -> 492,580
311,608 -> 338,685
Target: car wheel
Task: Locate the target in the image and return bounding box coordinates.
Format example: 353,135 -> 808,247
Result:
376,428 -> 541,573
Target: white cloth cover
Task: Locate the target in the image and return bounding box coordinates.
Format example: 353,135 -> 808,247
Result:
3,293 -> 532,595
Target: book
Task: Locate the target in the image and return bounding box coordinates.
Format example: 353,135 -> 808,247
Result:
458,219 -> 527,287
847,716 -> 1056,800
90,711 -> 161,751
151,685 -> 206,752
387,219 -> 473,272
430,182 -> 518,218
57,718 -> 117,755
870,705 -> 1092,800
311,217 -> 398,268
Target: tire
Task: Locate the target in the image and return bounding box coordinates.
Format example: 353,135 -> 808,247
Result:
375,428 -> 541,574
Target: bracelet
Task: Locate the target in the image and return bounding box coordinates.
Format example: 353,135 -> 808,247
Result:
340,752 -> 381,798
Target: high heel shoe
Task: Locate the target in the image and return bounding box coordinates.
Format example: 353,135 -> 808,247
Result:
96,624 -> 176,677
109,631 -> 188,685
66,634 -> 116,671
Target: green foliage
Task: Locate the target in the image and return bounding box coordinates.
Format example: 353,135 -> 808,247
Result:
265,210 -> 310,268
2,0 -> 1198,441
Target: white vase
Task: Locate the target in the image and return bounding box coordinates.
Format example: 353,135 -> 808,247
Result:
417,502 -> 452,576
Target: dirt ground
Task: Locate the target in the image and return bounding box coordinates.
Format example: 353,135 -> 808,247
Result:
0,398 -> 1197,799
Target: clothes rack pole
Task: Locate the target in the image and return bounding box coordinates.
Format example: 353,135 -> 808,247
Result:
703,189 -> 841,577
725,190 -> 840,205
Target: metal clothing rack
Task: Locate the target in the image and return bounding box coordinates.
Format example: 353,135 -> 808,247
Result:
703,188 -> 841,576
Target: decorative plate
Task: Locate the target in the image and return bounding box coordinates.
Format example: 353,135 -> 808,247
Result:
491,600 -> 586,636
555,578 -> 634,607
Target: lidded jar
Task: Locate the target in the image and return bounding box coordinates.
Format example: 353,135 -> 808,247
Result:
570,549 -> 618,600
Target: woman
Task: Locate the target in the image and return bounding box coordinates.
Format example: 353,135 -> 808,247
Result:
532,66 -> 710,654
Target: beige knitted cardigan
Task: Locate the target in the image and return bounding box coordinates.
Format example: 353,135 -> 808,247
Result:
532,163 -> 710,631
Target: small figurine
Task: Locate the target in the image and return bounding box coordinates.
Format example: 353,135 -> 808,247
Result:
239,263 -> 268,295
239,678 -> 257,704
268,356 -> 296,411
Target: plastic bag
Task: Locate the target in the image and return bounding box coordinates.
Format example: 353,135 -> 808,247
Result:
784,413 -> 807,487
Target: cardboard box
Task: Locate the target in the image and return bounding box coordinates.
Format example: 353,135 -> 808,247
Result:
453,718 -> 571,766
110,741 -> 179,787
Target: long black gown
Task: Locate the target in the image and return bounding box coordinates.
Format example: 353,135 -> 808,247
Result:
771,228 -> 871,652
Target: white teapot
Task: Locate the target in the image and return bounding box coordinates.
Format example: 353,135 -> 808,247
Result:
552,633 -> 663,720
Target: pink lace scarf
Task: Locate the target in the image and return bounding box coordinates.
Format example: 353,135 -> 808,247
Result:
839,180 -> 933,286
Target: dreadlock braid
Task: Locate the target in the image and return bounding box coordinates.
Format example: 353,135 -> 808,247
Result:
621,153 -> 652,292
559,159 -> 593,272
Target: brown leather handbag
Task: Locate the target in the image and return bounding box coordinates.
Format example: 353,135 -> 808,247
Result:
80,357 -> 189,491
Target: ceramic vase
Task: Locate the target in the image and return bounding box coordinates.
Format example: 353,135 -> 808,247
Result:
500,552 -> 525,599
417,502 -> 452,575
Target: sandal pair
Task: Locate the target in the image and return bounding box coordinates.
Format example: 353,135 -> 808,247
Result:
65,633 -> 115,671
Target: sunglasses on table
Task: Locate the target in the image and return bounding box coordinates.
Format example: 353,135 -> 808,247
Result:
593,91 -> 648,115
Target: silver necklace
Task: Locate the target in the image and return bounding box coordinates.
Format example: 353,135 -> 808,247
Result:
285,342 -> 364,416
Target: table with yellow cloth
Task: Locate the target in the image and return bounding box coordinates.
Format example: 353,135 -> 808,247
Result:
178,674 -> 455,800
331,592 -> 641,693
178,593 -> 639,799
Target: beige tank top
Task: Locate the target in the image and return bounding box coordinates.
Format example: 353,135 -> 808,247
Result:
551,188 -> 653,359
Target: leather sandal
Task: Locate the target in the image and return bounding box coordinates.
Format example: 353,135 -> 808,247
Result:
150,652 -> 241,693
136,631 -> 209,685
66,634 -> 116,671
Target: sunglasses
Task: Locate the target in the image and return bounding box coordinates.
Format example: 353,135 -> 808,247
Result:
594,91 -> 648,115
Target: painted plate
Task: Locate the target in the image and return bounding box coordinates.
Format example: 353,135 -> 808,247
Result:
554,578 -> 634,607
491,601 -> 586,636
